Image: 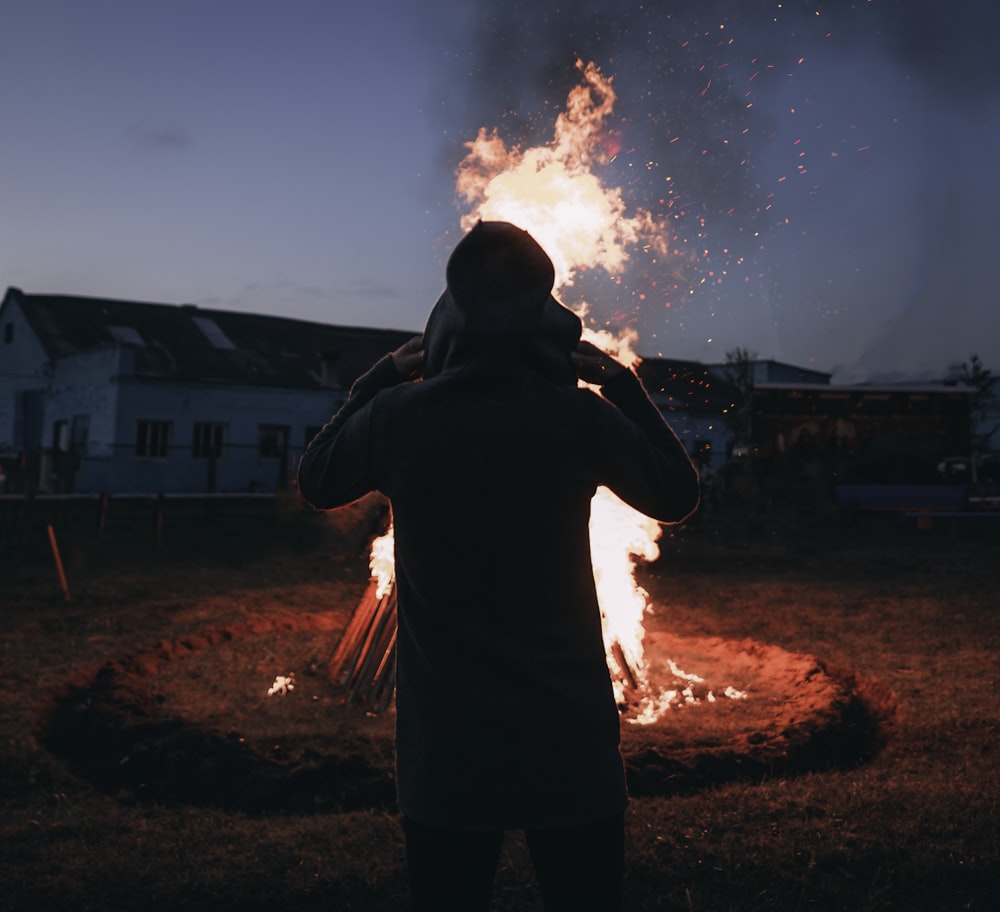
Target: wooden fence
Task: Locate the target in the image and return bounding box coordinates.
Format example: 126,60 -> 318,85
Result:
0,491 -> 287,555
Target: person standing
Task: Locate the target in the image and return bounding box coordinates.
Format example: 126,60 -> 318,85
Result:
298,221 -> 699,911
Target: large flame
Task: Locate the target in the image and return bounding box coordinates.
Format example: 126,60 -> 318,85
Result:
456,60 -> 690,721
456,60 -> 666,293
369,527 -> 395,600
369,60 -> 745,723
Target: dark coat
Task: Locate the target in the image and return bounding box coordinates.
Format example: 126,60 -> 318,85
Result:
298,292 -> 699,829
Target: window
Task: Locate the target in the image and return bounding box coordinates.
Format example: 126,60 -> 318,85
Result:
14,390 -> 43,449
258,424 -> 289,459
193,422 -> 226,459
109,325 -> 145,346
192,316 -> 236,350
136,420 -> 172,458
52,420 -> 70,452
71,415 -> 90,454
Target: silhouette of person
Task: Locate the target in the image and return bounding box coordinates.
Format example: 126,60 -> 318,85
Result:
298,221 -> 700,911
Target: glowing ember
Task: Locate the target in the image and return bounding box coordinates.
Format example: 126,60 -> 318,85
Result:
369,528 -> 395,599
267,673 -> 295,697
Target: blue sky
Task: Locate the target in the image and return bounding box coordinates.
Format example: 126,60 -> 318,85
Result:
3,0 -> 998,380
2,2 -> 454,328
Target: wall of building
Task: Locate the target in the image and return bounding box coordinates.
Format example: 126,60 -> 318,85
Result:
0,297 -> 51,450
46,347 -> 122,456
66,377 -> 346,494
647,401 -> 730,469
751,386 -> 973,485
31,346 -> 122,492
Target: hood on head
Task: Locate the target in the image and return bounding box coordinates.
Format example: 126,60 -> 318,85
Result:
422,288 -> 581,385
446,220 -> 555,335
423,220 -> 581,384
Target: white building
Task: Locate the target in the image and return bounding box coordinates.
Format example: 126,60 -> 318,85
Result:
0,288 -> 412,494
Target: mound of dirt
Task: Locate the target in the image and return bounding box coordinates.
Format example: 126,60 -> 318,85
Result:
35,609 -> 892,814
36,612 -> 396,814
620,631 -> 892,794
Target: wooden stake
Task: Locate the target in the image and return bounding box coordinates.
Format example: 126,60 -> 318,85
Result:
351,593 -> 397,706
329,580 -> 381,683
97,492 -> 109,542
330,579 -> 399,710
47,525 -> 71,603
610,640 -> 639,692
349,592 -> 396,693
154,494 -> 164,548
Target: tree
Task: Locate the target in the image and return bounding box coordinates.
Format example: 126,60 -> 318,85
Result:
722,346 -> 758,440
961,353 -> 999,456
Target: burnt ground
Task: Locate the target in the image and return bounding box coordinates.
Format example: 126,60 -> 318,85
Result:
35,594 -> 890,814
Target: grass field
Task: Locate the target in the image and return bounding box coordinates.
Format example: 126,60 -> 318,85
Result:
1,496 -> 998,910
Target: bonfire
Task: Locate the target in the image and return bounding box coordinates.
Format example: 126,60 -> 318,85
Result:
332,61 -> 747,723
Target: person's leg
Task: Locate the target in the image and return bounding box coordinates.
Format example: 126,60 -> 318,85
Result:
524,812 -> 625,912
402,816 -> 504,912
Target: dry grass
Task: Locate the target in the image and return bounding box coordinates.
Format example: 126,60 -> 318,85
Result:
1,498 -> 998,910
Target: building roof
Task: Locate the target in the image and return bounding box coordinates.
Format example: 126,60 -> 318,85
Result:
3,287 -> 414,390
705,358 -> 832,385
754,381 -> 974,396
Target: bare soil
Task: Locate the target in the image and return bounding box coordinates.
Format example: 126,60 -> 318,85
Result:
34,599 -> 886,814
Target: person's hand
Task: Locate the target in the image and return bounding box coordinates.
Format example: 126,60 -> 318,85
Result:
570,340 -> 626,385
391,335 -> 425,379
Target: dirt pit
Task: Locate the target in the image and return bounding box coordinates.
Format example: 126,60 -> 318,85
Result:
36,607 -> 889,815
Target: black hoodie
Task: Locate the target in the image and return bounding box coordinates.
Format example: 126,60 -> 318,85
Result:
298,287 -> 699,829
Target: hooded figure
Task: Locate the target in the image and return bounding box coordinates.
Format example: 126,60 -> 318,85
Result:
422,220 -> 581,384
298,221 -> 699,911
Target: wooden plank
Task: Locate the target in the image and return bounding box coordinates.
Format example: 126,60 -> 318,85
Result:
348,592 -> 397,699
610,640 -> 639,692
332,579 -> 399,711
328,580 -> 381,684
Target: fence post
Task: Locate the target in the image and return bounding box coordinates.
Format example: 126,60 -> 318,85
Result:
97,492 -> 110,542
154,494 -> 165,548
47,524 -> 72,602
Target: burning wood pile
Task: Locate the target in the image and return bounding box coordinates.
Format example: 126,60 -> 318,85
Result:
328,527 -> 398,711
330,569 -> 642,715
327,513 -> 747,721
328,577 -> 398,712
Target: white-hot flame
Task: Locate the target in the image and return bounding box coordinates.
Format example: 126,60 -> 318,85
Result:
267,673 -> 295,696
369,528 -> 395,599
457,60 -> 666,291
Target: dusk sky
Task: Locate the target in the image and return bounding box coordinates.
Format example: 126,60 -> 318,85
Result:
3,0 -> 998,381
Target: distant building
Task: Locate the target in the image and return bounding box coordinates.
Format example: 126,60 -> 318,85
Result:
636,358 -> 832,468
942,362 -> 1000,464
751,383 -> 974,484
635,359 -> 736,467
0,287 -> 412,494
705,358 -> 833,388
8,284 -> 892,495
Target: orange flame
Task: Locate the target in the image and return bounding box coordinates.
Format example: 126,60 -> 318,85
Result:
455,60 -> 693,720
457,60 -> 666,294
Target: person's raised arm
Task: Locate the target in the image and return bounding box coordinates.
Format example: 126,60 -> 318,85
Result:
575,340 -> 700,524
298,335 -> 423,509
